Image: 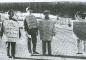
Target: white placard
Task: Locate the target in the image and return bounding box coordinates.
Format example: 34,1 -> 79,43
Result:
4,20 -> 19,38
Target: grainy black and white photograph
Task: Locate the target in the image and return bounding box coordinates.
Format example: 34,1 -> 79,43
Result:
0,0 -> 86,60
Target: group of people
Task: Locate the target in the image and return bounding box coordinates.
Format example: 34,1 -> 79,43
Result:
24,7 -> 55,56
0,6 -> 86,59
0,7 -> 55,58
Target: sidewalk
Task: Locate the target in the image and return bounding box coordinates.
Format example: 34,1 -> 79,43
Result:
0,28 -> 85,60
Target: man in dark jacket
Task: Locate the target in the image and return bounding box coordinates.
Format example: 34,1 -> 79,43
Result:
24,7 -> 39,54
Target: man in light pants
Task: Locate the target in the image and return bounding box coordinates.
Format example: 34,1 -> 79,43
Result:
72,11 -> 86,55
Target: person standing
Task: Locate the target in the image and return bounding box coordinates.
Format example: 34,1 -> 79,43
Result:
0,14 -> 3,37
1,9 -> 21,58
74,12 -> 86,55
24,7 -> 39,54
69,11 -> 86,55
38,10 -> 55,55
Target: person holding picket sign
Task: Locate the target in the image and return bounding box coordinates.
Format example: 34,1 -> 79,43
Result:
73,12 -> 86,55
38,10 -> 55,55
69,11 -> 86,55
1,9 -> 21,58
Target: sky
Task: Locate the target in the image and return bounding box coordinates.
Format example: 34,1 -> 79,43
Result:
0,0 -> 86,2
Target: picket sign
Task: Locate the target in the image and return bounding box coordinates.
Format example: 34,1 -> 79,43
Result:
73,21 -> 86,40
3,20 -> 19,42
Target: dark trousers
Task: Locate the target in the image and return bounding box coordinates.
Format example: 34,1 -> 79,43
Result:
7,42 -> 16,57
42,41 -> 51,55
27,28 -> 37,53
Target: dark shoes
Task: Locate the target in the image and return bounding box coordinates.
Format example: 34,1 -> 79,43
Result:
8,55 -> 15,58
31,51 -> 39,55
8,56 -> 12,58
12,55 -> 15,58
48,54 -> 52,56
33,51 -> 39,54
43,53 -> 52,56
76,53 -> 83,54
